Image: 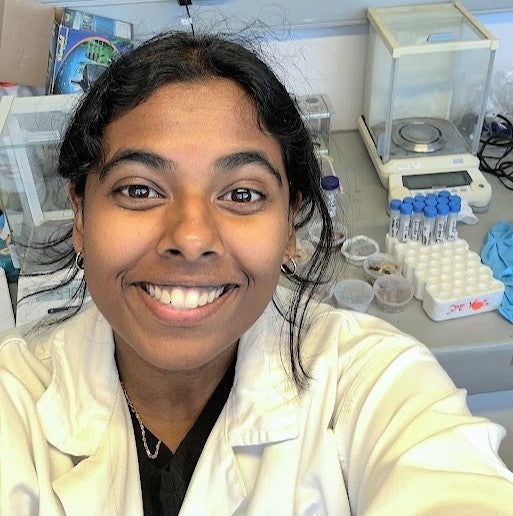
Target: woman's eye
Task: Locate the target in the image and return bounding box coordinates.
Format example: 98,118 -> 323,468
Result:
224,188 -> 263,203
118,184 -> 161,198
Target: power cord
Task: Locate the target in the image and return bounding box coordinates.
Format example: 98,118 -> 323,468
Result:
478,114 -> 513,191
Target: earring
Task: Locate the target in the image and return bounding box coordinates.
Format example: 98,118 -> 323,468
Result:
74,251 -> 84,270
280,256 -> 297,277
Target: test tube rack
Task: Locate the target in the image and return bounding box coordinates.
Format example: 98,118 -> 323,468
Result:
386,235 -> 504,321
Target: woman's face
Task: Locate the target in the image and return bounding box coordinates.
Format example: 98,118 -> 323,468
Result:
70,79 -> 296,372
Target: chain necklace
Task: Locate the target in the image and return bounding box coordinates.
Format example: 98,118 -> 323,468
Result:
121,384 -> 162,460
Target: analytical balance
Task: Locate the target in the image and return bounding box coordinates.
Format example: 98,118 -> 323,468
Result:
358,2 -> 498,212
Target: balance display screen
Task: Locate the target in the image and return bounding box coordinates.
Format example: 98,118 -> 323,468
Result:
402,170 -> 472,190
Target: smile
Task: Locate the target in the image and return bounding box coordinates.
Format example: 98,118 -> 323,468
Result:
144,283 -> 229,310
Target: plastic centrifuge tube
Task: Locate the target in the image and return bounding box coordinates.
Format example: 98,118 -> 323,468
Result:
388,198 -> 402,238
434,203 -> 449,243
398,202 -> 413,243
422,205 -> 436,245
320,175 -> 341,219
410,201 -> 424,242
446,201 -> 461,241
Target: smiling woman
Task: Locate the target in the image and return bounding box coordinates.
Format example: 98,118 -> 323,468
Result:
0,31 -> 512,515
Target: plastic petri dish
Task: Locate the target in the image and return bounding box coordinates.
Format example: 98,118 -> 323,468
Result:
341,235 -> 380,266
332,279 -> 374,312
373,274 -> 413,313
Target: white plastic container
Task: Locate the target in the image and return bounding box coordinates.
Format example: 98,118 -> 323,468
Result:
389,238 -> 504,321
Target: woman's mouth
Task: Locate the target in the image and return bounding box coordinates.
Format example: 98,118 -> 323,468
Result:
144,283 -> 231,310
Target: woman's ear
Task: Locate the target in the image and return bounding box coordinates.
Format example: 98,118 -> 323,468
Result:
68,184 -> 84,253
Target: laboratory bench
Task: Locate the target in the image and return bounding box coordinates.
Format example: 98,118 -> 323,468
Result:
327,130 -> 513,396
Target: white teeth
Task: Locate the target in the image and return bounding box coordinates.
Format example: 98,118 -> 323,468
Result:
146,284 -> 225,310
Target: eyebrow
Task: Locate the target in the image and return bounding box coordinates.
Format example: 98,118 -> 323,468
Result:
98,149 -> 170,180
215,151 -> 283,186
97,149 -> 283,186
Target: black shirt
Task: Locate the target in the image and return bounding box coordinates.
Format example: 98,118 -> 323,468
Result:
128,360 -> 236,516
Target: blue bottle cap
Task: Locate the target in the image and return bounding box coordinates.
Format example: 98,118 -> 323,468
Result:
414,194 -> 426,203
448,201 -> 461,213
449,194 -> 462,205
412,201 -> 425,212
320,175 -> 340,190
424,197 -> 437,207
389,198 -> 402,210
402,196 -> 414,204
425,193 -> 438,201
424,205 -> 437,218
437,190 -> 451,198
400,202 -> 413,215
436,204 -> 450,215
436,197 -> 449,205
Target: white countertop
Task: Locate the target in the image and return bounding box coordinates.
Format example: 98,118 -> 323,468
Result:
327,130 -> 513,394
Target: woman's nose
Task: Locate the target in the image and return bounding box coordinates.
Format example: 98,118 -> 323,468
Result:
156,195 -> 223,262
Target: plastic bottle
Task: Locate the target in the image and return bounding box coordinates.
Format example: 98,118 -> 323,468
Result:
320,175 -> 341,219
410,201 -> 424,242
434,203 -> 449,243
398,202 -> 413,243
446,201 -> 461,241
388,198 -> 402,238
422,205 -> 436,245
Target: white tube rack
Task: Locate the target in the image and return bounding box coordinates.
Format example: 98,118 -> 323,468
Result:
386,235 -> 505,321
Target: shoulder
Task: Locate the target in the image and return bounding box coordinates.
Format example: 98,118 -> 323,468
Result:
0,302 -> 107,397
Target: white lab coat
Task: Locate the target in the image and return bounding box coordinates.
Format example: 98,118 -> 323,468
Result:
0,290 -> 512,515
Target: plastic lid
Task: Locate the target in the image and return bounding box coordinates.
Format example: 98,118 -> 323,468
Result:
424,197 -> 437,207
400,202 -> 413,215
412,201 -> 424,212
414,194 -> 426,202
424,205 -> 437,218
449,194 -> 462,204
436,204 -> 450,215
436,197 -> 449,205
320,175 -> 340,191
425,193 -> 438,201
402,196 -> 414,204
448,201 -> 461,213
389,198 -> 402,210
437,190 -> 451,198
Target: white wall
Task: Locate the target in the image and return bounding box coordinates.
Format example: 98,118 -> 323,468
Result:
263,12 -> 513,131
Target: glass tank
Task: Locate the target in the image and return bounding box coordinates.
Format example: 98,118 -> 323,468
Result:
361,2 -> 498,165
0,94 -> 79,273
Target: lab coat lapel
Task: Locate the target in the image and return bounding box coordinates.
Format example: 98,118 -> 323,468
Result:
36,304 -> 143,514
181,297 -> 300,514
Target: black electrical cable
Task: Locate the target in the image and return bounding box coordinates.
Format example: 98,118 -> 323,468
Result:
185,3 -> 195,36
477,114 -> 513,191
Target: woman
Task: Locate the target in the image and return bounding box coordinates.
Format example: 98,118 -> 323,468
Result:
0,32 -> 512,515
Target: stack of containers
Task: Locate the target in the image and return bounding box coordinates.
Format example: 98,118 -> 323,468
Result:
385,195 -> 504,320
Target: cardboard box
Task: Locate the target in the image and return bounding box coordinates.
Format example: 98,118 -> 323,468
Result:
47,8 -> 133,94
0,0 -> 54,87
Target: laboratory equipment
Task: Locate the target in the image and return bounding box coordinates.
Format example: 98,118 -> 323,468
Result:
297,94 -> 331,157
386,237 -> 504,321
320,175 -> 341,219
332,278 -> 374,313
340,235 -> 380,266
363,252 -> 402,285
358,2 -> 497,212
373,274 -> 413,313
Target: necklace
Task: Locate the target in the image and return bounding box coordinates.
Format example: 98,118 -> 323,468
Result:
121,384 -> 162,460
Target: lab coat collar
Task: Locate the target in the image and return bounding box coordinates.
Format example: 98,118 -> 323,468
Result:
37,294 -> 301,454
36,303 -> 119,457
224,294 -> 300,447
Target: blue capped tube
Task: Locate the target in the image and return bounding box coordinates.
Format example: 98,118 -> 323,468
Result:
410,201 -> 424,242
398,202 -> 413,243
388,198 -> 402,238
434,203 -> 449,243
422,205 -> 436,245
446,201 -> 461,241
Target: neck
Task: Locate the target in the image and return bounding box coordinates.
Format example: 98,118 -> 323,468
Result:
115,339 -> 238,452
